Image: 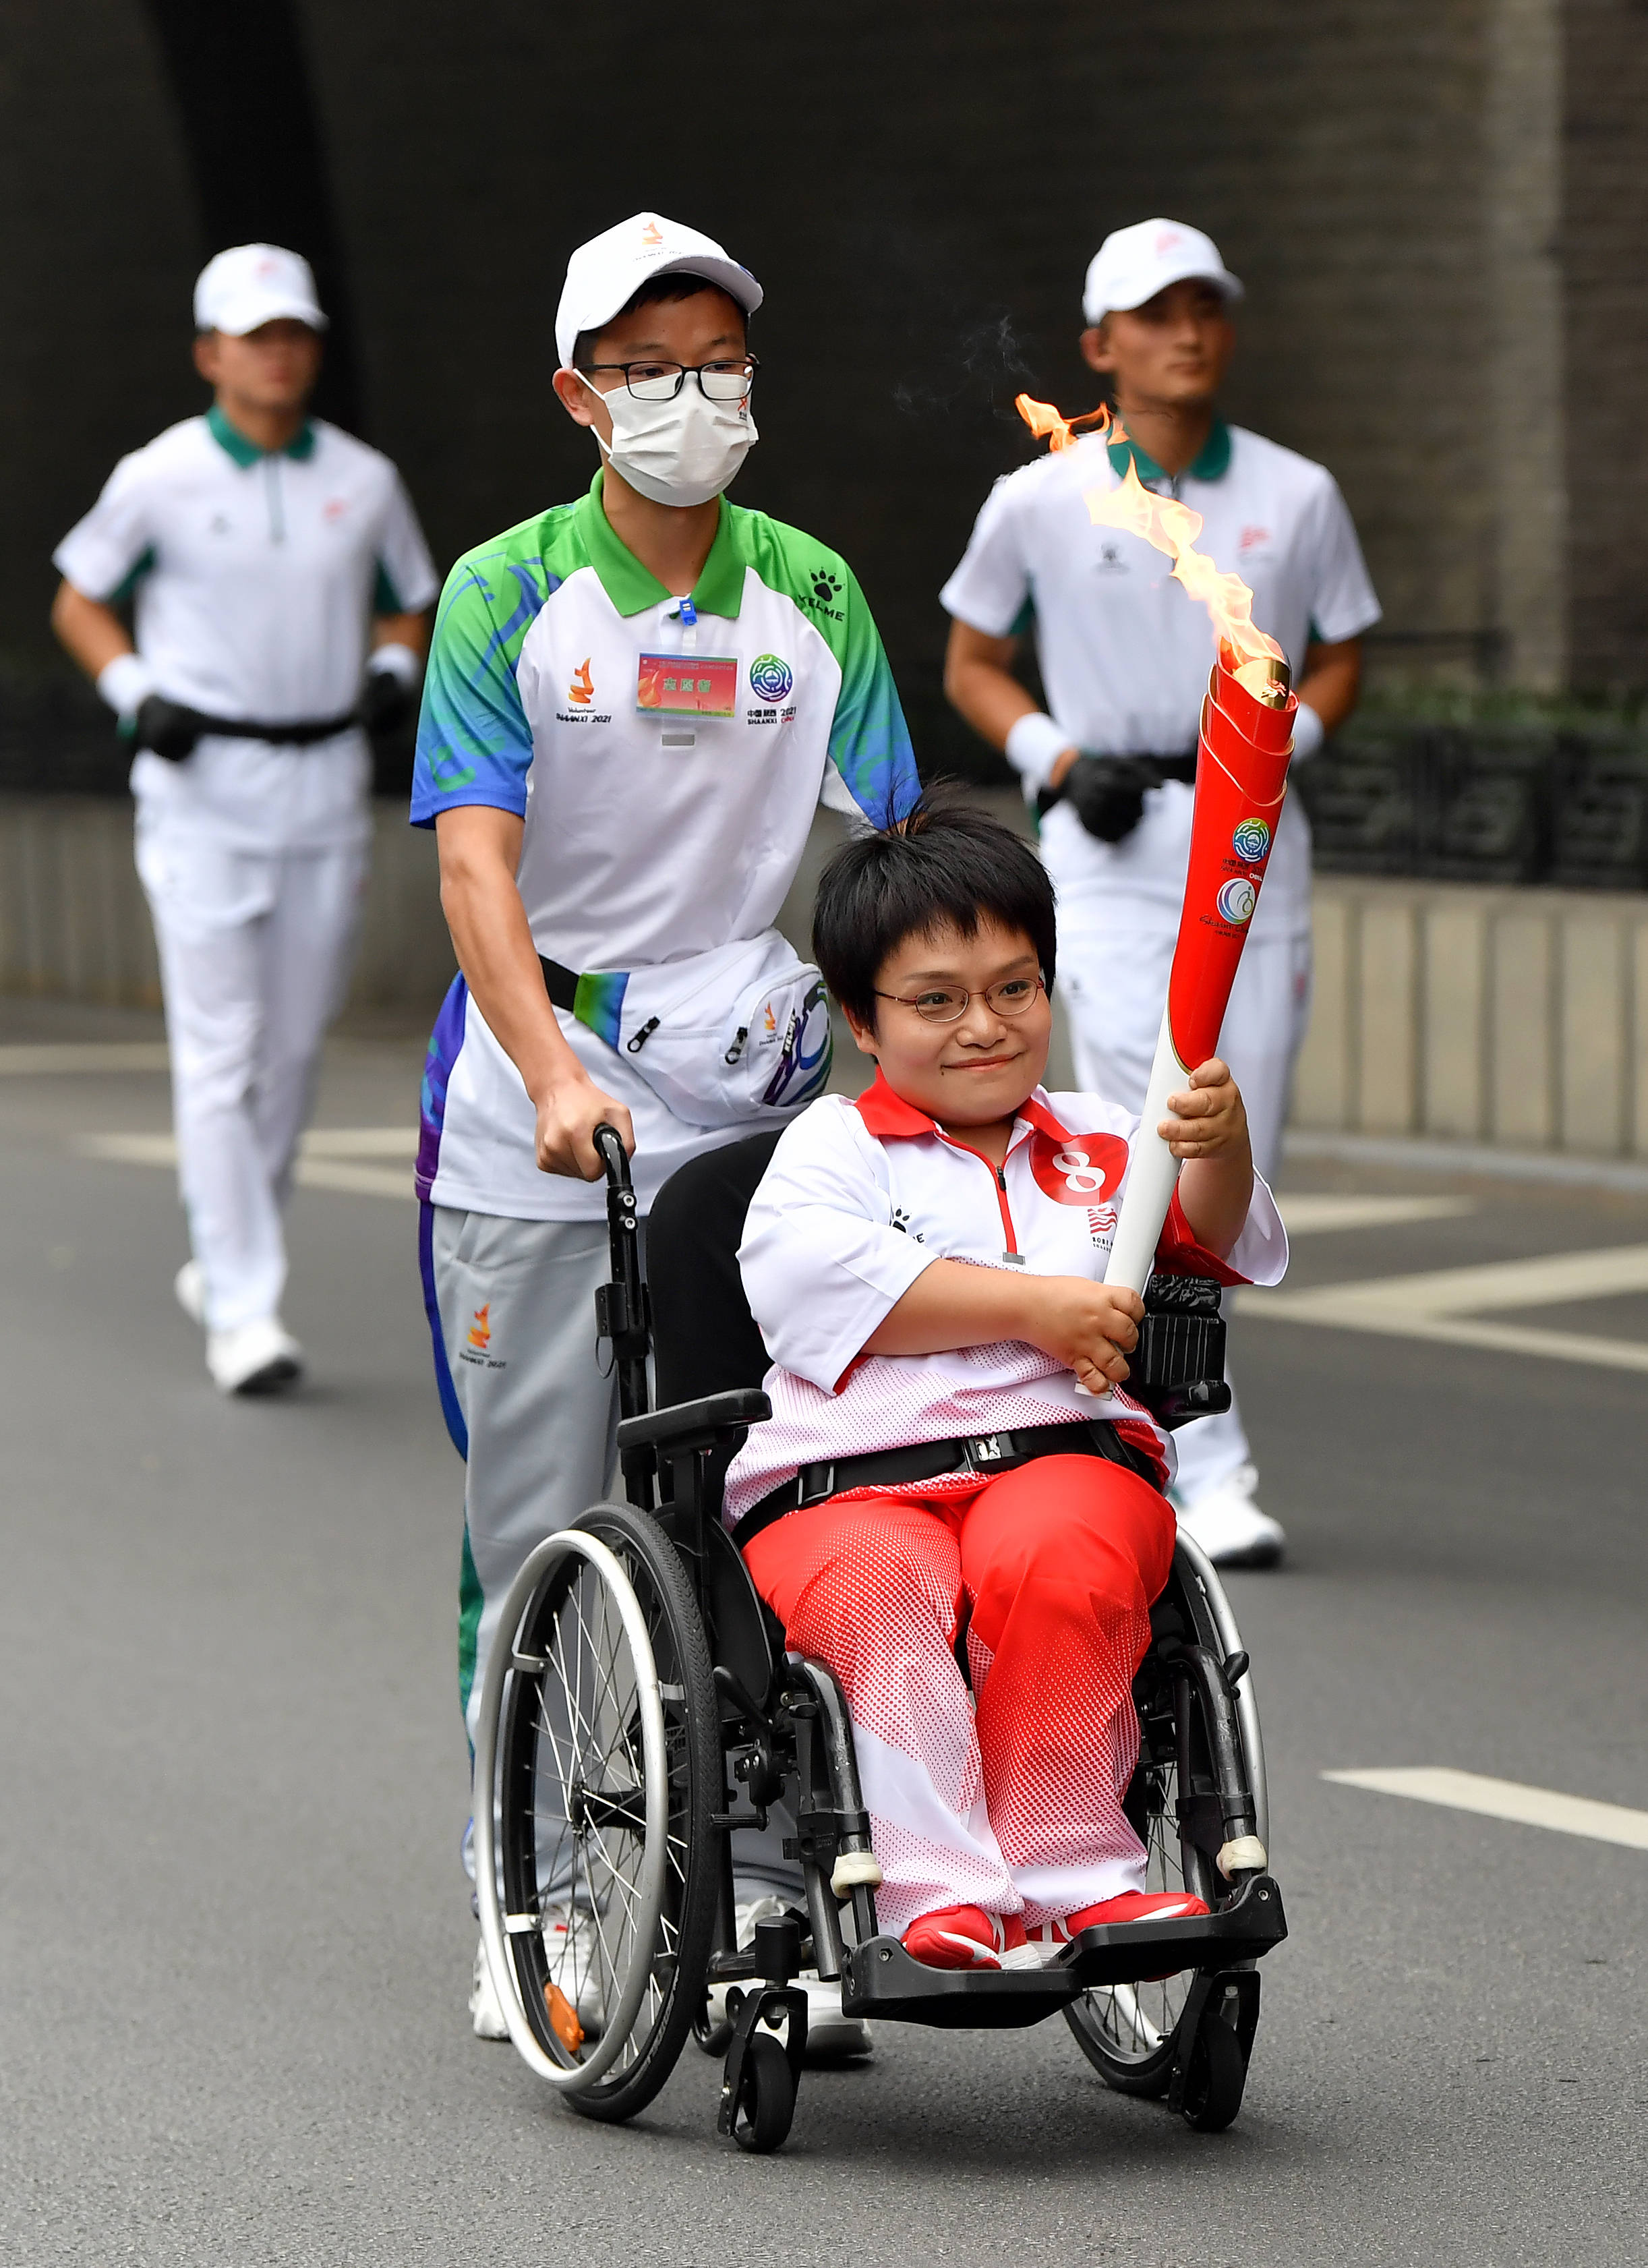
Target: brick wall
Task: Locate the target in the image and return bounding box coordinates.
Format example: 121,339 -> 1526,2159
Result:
1,0 -> 1642,744
1564,0 -> 1648,691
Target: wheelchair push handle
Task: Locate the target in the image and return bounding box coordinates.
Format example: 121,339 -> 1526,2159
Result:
594,1121 -> 632,1192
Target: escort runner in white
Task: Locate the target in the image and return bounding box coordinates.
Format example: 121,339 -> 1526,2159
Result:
943,217 -> 1380,1566
410,213 -> 919,2041
51,243 -> 437,1393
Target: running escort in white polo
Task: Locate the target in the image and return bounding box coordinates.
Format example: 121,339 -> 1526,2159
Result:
411,213 -> 918,2043
942,219 -> 1380,1567
52,244 -> 438,1392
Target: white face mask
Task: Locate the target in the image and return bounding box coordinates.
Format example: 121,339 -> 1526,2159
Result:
580,372 -> 757,507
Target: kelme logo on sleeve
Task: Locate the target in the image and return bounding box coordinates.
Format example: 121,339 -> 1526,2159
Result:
800,568 -> 846,622
749,654 -> 794,703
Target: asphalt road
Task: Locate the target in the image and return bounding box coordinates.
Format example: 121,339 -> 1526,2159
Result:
3,1006 -> 1646,2267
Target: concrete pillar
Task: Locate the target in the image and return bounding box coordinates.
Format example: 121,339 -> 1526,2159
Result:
1293,890 -> 1355,1129
1422,900 -> 1488,1136
1485,0 -> 1568,689
1359,897 -> 1418,1133
1491,910 -> 1556,1144
1559,916 -> 1626,1153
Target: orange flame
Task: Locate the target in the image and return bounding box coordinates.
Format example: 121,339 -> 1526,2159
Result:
1014,398 -> 1284,668
1013,392 -> 1113,453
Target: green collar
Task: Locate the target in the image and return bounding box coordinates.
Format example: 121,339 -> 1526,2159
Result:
207,402 -> 317,467
1107,413 -> 1231,486
575,469 -> 746,619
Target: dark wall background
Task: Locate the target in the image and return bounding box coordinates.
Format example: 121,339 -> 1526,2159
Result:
1,0 -> 1643,791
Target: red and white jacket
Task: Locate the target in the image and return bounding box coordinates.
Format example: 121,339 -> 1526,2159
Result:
722,1072 -> 1289,1523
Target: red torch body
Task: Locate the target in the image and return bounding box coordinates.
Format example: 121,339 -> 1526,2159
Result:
1102,645 -> 1296,1294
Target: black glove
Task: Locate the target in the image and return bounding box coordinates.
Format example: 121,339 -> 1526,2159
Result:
1063,753 -> 1163,844
134,694 -> 204,763
359,665 -> 413,737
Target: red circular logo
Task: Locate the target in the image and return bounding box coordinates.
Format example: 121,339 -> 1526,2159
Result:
1028,1130 -> 1128,1205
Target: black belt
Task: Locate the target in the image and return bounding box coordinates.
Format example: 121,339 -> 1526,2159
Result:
538,955 -> 579,1013
1036,749 -> 1197,816
732,1418 -> 1160,1548
173,707 -> 361,747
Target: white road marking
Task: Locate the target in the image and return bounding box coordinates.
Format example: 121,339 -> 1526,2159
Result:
1323,1768 -> 1648,1851
0,1043 -> 171,1075
76,1128 -> 416,1202
1276,1194 -> 1475,1235
1241,1242 -> 1648,1374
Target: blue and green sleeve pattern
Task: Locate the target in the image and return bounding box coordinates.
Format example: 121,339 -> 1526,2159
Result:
819,558 -> 920,827
410,517 -> 565,827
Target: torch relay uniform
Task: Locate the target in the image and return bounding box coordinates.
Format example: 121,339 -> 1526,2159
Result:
725,1073 -> 1287,1938
941,415 -> 1378,1522
412,472 -> 918,1754
53,406 -> 438,1340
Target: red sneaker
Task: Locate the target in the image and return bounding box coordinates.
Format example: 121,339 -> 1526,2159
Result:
1062,1890 -> 1210,1935
1032,1890 -> 1210,1979
901,1905 -> 1035,1971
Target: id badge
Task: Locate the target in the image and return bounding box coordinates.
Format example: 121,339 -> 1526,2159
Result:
637,652 -> 738,720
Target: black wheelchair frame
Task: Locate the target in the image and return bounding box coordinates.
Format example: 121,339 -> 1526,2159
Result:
477,1128 -> 1286,2153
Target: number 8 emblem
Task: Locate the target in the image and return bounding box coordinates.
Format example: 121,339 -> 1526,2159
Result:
1053,1146 -> 1107,1194
1030,1129 -> 1128,1206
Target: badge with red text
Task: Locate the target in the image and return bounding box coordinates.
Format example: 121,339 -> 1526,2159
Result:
1028,1130 -> 1129,1206
637,653 -> 739,719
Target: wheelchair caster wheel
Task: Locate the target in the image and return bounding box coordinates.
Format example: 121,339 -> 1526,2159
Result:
730,2031 -> 796,2153
1179,2007 -> 1247,2132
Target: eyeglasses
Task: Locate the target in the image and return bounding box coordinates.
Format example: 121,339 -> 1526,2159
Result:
579,355 -> 760,403
874,976 -> 1046,1025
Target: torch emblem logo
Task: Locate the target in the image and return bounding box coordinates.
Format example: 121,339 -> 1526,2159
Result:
1231,817 -> 1270,863
1216,876 -> 1258,927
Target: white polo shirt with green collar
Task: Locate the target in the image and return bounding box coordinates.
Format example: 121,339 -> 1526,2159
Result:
941,417 -> 1380,940
411,471 -> 920,1222
54,405 -> 438,852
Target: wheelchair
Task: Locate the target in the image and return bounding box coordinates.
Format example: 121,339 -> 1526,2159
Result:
473,1128 -> 1286,2153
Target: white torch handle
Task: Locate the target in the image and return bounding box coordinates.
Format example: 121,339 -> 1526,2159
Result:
1103,1001 -> 1186,1296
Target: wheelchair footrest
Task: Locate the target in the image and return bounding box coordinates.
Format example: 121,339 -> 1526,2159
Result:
839,1938 -> 1086,2029
837,1876 -> 1286,2029
1057,1873 -> 1287,1989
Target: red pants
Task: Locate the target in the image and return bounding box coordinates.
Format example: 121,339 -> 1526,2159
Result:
743,1455 -> 1175,1937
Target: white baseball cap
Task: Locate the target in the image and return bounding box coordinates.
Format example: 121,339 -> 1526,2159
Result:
194,243 -> 328,335
1082,219 -> 1242,325
555,212 -> 763,370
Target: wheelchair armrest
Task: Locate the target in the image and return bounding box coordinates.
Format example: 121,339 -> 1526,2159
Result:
616,1387 -> 772,1457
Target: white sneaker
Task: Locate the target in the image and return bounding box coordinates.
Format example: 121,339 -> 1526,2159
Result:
206,1316 -> 303,1395
173,1259 -> 206,1327
544,1905 -> 607,2031
470,1936 -> 510,2040
710,1896 -> 873,2060
1175,1463 -> 1286,1568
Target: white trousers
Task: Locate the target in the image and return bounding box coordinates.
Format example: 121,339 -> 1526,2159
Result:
1060,924 -> 1312,1503
137,821 -> 366,1331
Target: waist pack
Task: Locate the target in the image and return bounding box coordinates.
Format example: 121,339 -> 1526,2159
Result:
539,929 -> 833,1129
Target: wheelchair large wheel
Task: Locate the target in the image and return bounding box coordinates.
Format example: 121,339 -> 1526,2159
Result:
474,1503 -> 720,2124
1065,1537 -> 1264,2098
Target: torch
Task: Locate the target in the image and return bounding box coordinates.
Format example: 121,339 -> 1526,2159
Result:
1102,643 -> 1296,1294
1009,394 -> 1301,1301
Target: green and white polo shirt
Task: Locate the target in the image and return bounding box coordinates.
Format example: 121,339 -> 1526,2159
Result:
412,471 -> 919,1221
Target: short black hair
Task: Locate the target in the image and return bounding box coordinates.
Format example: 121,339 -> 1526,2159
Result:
573,272 -> 748,372
811,789 -> 1057,1028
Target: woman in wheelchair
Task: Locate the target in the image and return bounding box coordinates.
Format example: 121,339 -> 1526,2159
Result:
722,794 -> 1287,1974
